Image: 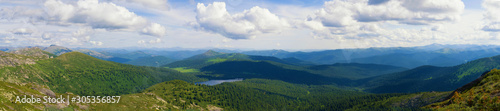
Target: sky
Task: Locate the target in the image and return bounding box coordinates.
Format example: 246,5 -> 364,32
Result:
0,0 -> 499,50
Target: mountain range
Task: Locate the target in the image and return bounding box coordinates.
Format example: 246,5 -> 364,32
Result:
1,44 -> 500,110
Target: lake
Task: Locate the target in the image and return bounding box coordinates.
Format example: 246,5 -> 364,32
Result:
195,78 -> 243,86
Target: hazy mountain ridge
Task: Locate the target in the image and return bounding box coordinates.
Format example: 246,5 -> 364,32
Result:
242,45 -> 500,68
43,45 -> 73,56
363,54 -> 500,93
124,55 -> 176,67
74,49 -> 112,60
163,50 -> 313,69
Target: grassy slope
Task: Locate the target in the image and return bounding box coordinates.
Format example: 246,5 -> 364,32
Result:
427,69 -> 500,110
0,81 -> 88,111
0,52 -> 206,96
346,91 -> 450,111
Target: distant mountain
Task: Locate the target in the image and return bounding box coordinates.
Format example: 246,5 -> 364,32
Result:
155,50 -> 207,60
164,50 -> 313,69
348,48 -> 500,68
347,53 -> 463,68
10,47 -> 56,59
0,47 -> 10,51
362,54 -> 500,93
107,51 -> 152,60
306,63 -> 408,80
242,48 -> 422,64
106,57 -> 132,63
74,49 -> 112,60
426,69 -> 500,110
199,61 -> 339,85
242,46 -> 500,68
125,55 -> 177,67
43,45 -> 72,55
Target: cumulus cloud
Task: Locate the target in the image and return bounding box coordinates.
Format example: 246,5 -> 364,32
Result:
44,0 -> 148,30
137,40 -> 146,44
193,2 -> 290,39
42,33 -> 52,40
141,23 -> 167,37
305,0 -> 464,40
43,0 -> 166,36
11,28 -> 35,35
149,38 -> 161,44
90,41 -> 103,46
0,6 -> 45,21
137,38 -> 161,44
126,0 -> 169,11
72,27 -> 95,37
1,36 -> 18,43
307,0 -> 464,27
482,0 -> 500,32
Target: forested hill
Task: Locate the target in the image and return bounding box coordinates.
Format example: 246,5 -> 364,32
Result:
124,55 -> 176,67
362,54 -> 500,93
0,51 -> 205,96
163,50 -> 312,69
427,69 -> 500,110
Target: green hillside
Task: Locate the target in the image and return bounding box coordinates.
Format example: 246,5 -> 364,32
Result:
0,51 -> 206,96
306,63 -> 407,79
427,69 -> 500,110
363,55 -> 500,93
164,50 -> 313,69
199,60 -> 343,85
347,91 -> 450,110
164,50 -> 250,69
136,79 -> 409,110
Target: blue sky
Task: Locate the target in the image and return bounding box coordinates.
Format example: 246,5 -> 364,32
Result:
0,0 -> 499,50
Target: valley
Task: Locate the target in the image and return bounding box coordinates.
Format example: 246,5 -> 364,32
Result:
1,44 -> 500,110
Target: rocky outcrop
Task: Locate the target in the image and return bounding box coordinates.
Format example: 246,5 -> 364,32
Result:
0,51 -> 37,67
43,45 -> 72,56
11,47 -> 55,59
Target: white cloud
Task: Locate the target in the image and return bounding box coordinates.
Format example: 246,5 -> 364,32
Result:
126,0 -> 169,11
222,38 -> 230,43
307,0 -> 464,27
43,0 -> 167,36
1,36 -> 17,43
11,28 -> 34,35
193,2 -> 290,39
72,27 -> 95,37
482,0 -> 500,32
137,40 -> 146,44
141,23 -> 166,37
149,38 -> 161,43
44,0 -> 148,30
42,33 -> 52,40
305,0 -> 465,42
137,38 -> 161,44
90,41 -> 103,46
0,6 -> 45,21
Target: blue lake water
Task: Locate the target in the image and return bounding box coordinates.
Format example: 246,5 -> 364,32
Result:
195,78 -> 243,86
